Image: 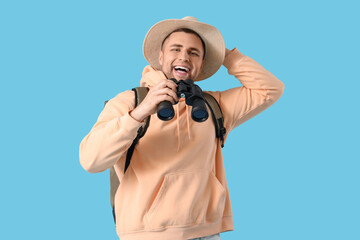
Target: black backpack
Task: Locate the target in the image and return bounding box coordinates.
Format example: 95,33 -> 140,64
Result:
105,87 -> 226,223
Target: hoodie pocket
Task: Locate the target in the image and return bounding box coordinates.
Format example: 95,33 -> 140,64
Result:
145,169 -> 226,230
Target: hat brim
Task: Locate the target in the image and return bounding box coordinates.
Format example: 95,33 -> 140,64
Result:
143,18 -> 225,81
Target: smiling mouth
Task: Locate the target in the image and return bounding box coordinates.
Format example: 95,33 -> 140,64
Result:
173,66 -> 190,78
174,66 -> 190,72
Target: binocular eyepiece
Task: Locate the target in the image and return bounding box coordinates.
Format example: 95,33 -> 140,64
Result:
157,78 -> 208,122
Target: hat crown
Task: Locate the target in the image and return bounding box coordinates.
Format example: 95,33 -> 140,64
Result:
182,16 -> 199,22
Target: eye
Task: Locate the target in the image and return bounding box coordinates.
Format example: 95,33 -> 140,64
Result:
171,48 -> 180,52
191,51 -> 199,56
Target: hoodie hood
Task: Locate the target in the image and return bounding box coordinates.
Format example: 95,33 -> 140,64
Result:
140,65 -> 167,87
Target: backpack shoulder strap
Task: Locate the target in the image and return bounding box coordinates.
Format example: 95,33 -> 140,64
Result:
131,87 -> 150,138
203,92 -> 227,148
123,87 -> 150,172
105,87 -> 149,224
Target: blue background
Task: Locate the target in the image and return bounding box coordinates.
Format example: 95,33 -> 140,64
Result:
1,0 -> 359,239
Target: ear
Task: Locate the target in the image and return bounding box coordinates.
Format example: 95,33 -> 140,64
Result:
158,50 -> 164,66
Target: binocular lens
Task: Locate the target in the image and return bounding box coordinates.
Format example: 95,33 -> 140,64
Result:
159,108 -> 173,118
157,101 -> 174,121
191,98 -> 208,122
192,110 -> 208,122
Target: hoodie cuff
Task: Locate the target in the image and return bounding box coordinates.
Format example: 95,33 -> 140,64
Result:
129,110 -> 147,123
120,111 -> 145,135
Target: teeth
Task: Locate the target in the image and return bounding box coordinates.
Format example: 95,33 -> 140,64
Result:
174,66 -> 189,72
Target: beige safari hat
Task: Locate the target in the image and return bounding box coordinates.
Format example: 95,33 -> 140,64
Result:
143,16 -> 225,81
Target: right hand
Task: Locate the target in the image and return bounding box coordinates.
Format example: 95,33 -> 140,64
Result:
130,79 -> 179,122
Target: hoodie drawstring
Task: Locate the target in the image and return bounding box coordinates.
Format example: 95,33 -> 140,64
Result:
176,104 -> 180,152
185,104 -> 191,140
176,102 -> 192,152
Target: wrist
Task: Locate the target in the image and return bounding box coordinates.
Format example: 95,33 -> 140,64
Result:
225,48 -> 231,57
129,107 -> 147,122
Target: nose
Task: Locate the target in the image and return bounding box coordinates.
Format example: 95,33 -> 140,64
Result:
179,51 -> 189,62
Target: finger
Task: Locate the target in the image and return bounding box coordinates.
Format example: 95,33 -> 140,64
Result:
154,88 -> 179,102
164,80 -> 178,92
155,79 -> 177,93
156,94 -> 176,105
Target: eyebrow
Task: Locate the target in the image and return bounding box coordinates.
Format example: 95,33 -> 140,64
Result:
169,44 -> 201,53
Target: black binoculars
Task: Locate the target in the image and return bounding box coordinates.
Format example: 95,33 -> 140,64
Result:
157,78 -> 208,122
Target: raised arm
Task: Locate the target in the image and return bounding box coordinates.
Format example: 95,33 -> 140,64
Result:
219,48 -> 285,132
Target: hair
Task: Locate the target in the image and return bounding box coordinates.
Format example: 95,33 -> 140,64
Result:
161,28 -> 206,59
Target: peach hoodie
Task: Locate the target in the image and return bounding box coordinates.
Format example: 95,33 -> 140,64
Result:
79,48 -> 284,240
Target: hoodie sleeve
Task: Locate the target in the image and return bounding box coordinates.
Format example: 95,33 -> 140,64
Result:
79,90 -> 144,173
219,48 -> 285,132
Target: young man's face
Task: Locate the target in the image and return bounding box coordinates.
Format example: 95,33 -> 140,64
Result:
159,31 -> 205,81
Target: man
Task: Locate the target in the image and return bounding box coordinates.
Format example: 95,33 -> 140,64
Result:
79,16 -> 284,240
